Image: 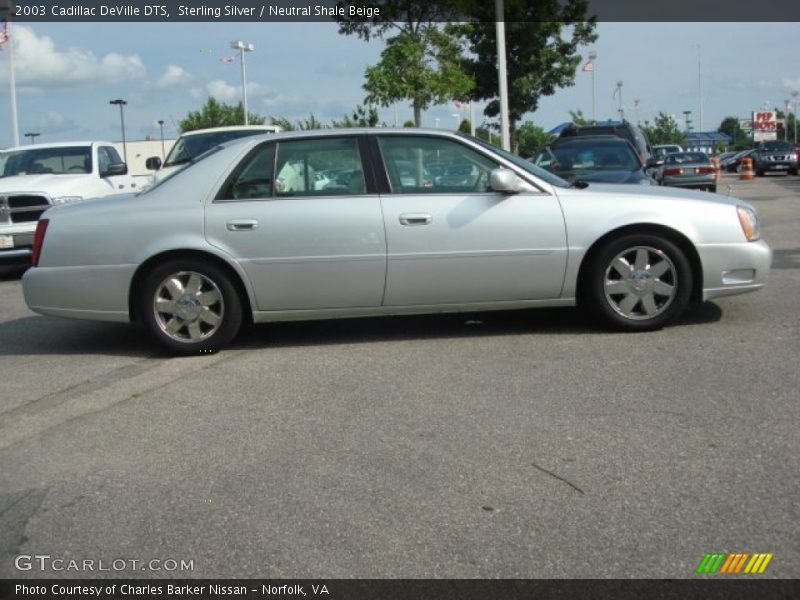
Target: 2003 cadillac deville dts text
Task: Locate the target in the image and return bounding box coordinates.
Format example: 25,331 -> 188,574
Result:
22,129 -> 771,354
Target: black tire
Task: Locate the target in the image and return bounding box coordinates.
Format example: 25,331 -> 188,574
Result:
709,184 -> 717,193
756,170 -> 765,177
789,169 -> 798,176
582,234 -> 692,332
138,258 -> 243,354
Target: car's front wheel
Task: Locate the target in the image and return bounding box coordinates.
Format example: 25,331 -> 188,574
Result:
138,259 -> 243,354
583,234 -> 692,331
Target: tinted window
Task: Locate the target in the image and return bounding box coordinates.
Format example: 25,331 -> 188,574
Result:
534,140 -> 640,172
761,141 -> 793,152
665,152 -> 710,164
378,136 -> 498,194
0,146 -> 91,176
223,144 -> 275,200
275,137 -> 364,197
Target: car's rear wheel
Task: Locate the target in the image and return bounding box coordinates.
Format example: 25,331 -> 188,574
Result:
584,234 -> 692,331
139,259 -> 243,354
708,184 -> 717,193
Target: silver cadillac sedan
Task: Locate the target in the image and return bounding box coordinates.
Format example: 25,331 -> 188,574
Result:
23,129 -> 771,354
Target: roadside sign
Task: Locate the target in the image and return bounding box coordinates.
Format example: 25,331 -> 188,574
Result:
753,111 -> 778,141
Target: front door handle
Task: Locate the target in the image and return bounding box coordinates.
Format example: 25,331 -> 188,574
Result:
226,219 -> 259,231
399,213 -> 432,226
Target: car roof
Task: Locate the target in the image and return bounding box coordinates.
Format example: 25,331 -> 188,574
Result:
222,128 -> 479,144
3,141 -> 111,151
551,135 -> 633,145
180,126 -> 281,137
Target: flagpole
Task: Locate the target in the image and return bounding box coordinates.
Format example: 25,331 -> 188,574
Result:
6,18 -> 19,146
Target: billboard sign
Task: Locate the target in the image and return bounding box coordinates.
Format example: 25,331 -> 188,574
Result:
753,111 -> 778,141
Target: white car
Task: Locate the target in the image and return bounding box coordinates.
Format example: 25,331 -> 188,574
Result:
0,142 -> 139,263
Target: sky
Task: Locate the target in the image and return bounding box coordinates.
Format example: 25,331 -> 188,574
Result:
0,21 -> 798,148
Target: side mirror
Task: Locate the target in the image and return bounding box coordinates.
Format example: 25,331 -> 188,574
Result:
145,156 -> 162,171
101,162 -> 128,177
490,168 -> 525,193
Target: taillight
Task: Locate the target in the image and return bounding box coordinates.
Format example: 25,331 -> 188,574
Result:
697,166 -> 716,174
31,218 -> 49,267
663,167 -> 684,176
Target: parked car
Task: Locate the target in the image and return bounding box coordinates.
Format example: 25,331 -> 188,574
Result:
722,149 -> 756,173
23,129 -> 770,353
145,125 -> 282,183
559,122 -> 654,162
752,140 -> 799,176
531,135 -> 655,185
653,144 -> 684,161
0,142 -> 140,263
655,152 -> 718,192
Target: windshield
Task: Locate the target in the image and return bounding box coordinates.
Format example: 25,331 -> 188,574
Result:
137,144 -> 225,196
761,141 -> 793,152
464,135 -> 570,188
164,129 -> 277,167
534,140 -> 641,173
0,146 -> 92,177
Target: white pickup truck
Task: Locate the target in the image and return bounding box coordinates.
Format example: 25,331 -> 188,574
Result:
0,141 -> 145,263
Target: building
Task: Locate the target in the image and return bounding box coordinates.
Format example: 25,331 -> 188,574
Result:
113,138 -> 176,176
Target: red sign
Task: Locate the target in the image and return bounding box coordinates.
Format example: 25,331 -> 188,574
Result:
753,111 -> 777,140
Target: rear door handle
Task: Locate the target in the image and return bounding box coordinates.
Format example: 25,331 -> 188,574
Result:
399,213 -> 432,226
226,219 -> 259,231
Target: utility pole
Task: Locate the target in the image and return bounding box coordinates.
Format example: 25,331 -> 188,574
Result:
495,0 -> 510,151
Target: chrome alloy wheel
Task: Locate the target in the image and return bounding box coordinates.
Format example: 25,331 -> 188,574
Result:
603,246 -> 677,320
152,271 -> 225,343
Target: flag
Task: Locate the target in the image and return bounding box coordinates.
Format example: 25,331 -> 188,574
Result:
0,18 -> 9,46
612,86 -> 620,99
220,55 -> 236,63
582,60 -> 593,73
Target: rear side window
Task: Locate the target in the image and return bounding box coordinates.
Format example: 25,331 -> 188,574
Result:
274,137 -> 365,197
223,144 -> 275,200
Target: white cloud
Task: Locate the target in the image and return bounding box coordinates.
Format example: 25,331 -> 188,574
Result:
205,79 -> 273,103
154,65 -> 192,89
781,78 -> 800,91
0,25 -> 146,90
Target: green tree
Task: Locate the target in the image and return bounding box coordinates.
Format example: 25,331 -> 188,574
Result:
516,122 -> 556,158
718,116 -> 742,146
451,0 -> 597,152
331,104 -> 383,128
179,97 -> 265,132
641,112 -> 686,145
337,2 -> 473,127
458,119 -> 472,134
568,108 -> 593,126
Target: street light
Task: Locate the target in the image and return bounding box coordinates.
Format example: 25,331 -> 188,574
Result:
157,120 -> 166,159
615,80 -> 624,121
24,132 -> 40,145
588,50 -> 597,122
792,91 -> 798,144
230,40 -> 254,126
109,99 -> 128,163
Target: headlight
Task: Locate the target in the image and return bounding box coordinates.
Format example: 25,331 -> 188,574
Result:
737,206 -> 760,241
51,196 -> 83,205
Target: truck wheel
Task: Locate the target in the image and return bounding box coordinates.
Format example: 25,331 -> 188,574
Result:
583,234 -> 692,332
138,259 -> 243,354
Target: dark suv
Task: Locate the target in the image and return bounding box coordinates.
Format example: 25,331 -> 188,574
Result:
559,122 -> 654,162
753,140 -> 798,176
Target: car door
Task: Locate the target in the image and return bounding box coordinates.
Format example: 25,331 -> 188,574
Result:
375,134 -> 567,306
204,136 -> 387,311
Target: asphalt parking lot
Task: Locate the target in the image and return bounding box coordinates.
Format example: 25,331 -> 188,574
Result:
0,173 -> 798,579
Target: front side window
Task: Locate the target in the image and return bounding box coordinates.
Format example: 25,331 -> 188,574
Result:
274,137 -> 365,197
378,136 -> 498,194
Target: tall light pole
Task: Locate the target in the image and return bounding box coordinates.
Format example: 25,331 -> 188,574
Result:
24,132 -> 39,144
230,40 -> 254,126
157,119 -> 165,159
495,0 -> 510,151
792,91 -> 798,144
109,99 -> 128,163
588,51 -> 597,122
2,0 -> 20,147
698,44 -> 704,132
615,81 -> 624,121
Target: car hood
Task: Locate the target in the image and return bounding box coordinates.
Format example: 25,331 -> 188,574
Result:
0,173 -> 88,195
565,181 -> 749,208
553,169 -> 650,184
